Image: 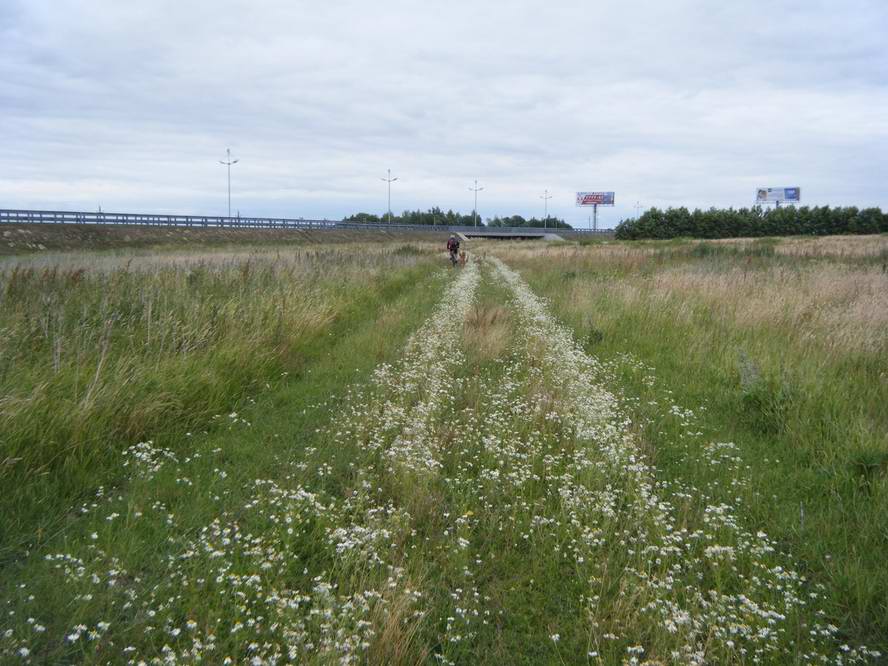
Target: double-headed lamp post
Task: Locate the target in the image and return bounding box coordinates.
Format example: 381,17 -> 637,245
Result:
469,179 -> 484,227
540,189 -> 553,228
381,169 -> 398,223
219,148 -> 239,218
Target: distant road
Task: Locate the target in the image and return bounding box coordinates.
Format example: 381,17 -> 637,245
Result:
0,208 -> 611,237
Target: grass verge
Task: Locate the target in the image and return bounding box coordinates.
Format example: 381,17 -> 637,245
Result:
499,239 -> 888,652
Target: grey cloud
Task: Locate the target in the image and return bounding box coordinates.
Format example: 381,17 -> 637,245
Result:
1,0 -> 886,224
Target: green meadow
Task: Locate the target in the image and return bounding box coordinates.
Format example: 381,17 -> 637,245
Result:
1,235 -> 885,664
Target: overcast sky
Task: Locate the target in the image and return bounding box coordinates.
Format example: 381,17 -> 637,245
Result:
1,1 -> 886,227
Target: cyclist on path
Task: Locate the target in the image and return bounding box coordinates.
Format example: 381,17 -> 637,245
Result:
447,234 -> 461,267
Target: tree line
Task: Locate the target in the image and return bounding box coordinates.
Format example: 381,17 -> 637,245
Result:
487,215 -> 572,229
614,206 -> 888,240
343,208 -> 571,229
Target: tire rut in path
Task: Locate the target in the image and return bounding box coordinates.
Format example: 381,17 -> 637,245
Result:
488,255 -> 879,664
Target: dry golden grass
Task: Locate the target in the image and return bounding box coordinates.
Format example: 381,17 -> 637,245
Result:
710,234 -> 888,259
367,583 -> 430,666
0,222 -> 451,257
494,242 -> 656,267
495,235 -> 888,357
463,302 -> 512,363
609,264 -> 888,355
499,233 -> 887,267
0,241 -> 440,273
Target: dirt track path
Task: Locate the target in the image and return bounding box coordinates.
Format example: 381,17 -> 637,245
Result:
2,257 -> 879,664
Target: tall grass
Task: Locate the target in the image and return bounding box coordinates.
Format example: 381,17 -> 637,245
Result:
496,236 -> 888,649
0,245 -> 435,562
2,238 -> 884,662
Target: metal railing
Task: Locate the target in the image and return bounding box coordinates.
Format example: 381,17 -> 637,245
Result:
0,208 -> 611,235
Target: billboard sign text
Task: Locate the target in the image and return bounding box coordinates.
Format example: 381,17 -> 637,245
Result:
576,192 -> 615,206
756,187 -> 800,203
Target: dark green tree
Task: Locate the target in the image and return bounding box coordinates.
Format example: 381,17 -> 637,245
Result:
615,205 -> 887,240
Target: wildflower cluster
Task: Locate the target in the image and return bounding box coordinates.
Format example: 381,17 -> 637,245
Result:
366,259 -> 481,474
1,256 -> 878,664
122,441 -> 179,480
491,256 -> 880,663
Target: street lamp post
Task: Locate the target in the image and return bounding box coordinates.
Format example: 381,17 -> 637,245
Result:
381,169 -> 398,223
218,148 -> 239,218
468,179 -> 484,227
540,189 -> 553,228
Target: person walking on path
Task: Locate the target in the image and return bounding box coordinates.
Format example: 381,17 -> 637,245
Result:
447,234 -> 461,267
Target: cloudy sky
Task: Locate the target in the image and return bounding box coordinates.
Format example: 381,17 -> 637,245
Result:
1,1 -> 886,227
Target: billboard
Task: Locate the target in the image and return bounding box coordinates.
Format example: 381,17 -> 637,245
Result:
576,192 -> 615,206
756,187 -> 800,203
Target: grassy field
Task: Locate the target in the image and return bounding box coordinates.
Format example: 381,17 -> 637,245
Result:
0,244 -> 440,561
0,223 -> 451,256
1,235 -> 885,663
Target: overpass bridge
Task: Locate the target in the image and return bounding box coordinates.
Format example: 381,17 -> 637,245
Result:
0,209 -> 611,240
458,229 -> 566,241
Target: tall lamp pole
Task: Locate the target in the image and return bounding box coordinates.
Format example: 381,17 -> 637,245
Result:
218,148 -> 239,218
469,179 -> 484,227
381,169 -> 398,223
635,201 -> 642,218
540,189 -> 553,228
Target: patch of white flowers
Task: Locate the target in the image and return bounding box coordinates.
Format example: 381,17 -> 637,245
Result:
1,264 -> 479,664
369,260 -> 480,474
1,257 -> 879,664
491,256 -> 880,663
122,440 -> 178,480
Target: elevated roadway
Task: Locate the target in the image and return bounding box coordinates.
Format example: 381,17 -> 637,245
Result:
0,209 -> 610,240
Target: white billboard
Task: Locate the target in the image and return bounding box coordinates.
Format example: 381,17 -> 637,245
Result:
576,192 -> 615,206
756,187 -> 800,203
